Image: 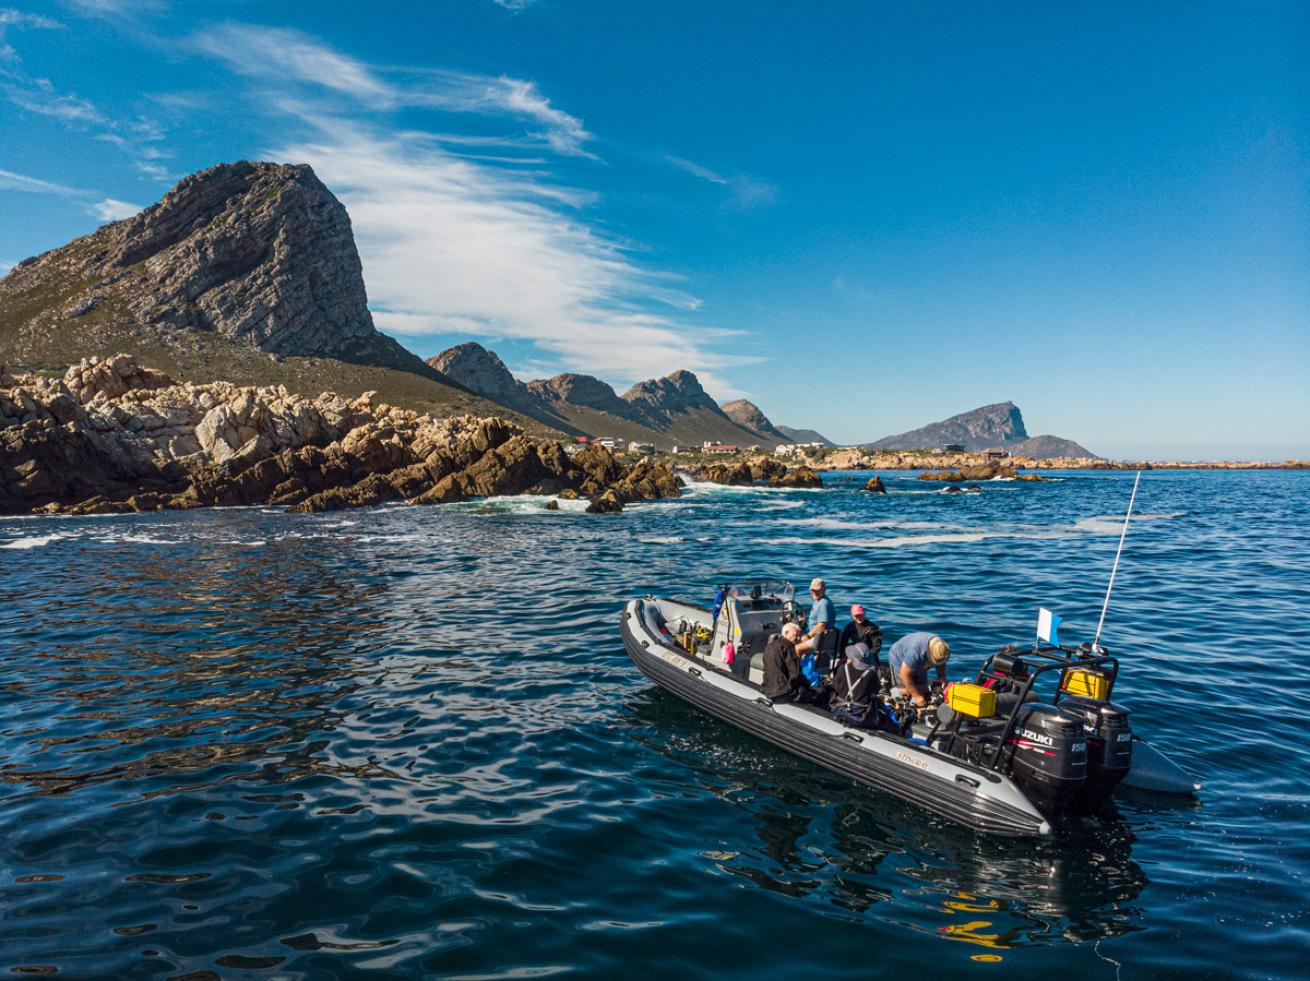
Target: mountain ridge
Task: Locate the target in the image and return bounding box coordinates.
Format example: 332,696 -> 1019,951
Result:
429,342 -> 780,449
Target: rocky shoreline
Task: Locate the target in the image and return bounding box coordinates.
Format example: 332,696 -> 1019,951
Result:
0,354 -> 683,516
814,447 -> 1308,472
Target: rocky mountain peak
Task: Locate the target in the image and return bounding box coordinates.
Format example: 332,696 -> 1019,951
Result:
1,160 -> 433,377
427,343 -> 520,401
622,369 -> 720,417
720,398 -> 785,439
865,400 -> 1031,451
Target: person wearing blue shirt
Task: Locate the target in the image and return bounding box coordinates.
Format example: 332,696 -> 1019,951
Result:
805,577 -> 835,644
887,632 -> 951,707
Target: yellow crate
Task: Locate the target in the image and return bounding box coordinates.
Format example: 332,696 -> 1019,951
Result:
947,682 -> 997,718
1063,668 -> 1111,700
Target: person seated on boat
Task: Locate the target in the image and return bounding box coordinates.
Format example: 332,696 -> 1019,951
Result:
839,605 -> 883,664
887,632 -> 950,708
832,642 -> 880,706
805,578 -> 836,643
762,623 -> 819,704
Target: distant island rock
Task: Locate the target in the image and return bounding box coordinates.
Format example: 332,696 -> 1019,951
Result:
863,401 -> 1096,459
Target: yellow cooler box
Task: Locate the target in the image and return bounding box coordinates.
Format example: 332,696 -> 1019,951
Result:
1062,668 -> 1111,700
946,683 -> 997,718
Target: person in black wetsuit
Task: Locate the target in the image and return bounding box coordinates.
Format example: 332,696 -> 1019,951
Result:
762,623 -> 817,703
839,604 -> 883,665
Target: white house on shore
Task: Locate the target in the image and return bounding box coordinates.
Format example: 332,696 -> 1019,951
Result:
775,442 -> 824,458
703,442 -> 738,455
627,441 -> 656,454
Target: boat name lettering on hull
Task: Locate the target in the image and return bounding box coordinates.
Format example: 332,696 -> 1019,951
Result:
895,751 -> 930,771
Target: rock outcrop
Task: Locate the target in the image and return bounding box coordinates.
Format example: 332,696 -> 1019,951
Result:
683,459 -> 819,488
0,354 -> 682,516
863,475 -> 886,493
769,465 -> 823,488
0,162 -> 436,378
916,462 -> 1045,482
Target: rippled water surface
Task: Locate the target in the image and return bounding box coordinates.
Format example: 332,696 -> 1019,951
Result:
2,471 -> 1308,978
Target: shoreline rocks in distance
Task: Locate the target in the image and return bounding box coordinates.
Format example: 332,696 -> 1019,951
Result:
0,354 -> 682,516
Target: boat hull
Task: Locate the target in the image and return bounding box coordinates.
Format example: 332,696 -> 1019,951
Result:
621,600 -> 1050,838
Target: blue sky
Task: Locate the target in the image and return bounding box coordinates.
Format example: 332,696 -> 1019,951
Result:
1,1 -> 1306,459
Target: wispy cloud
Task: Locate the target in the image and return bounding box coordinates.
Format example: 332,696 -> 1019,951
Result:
0,167 -> 79,195
193,23 -> 593,156
274,115 -> 753,392
0,165 -> 139,222
181,23 -> 754,392
0,7 -> 62,62
492,0 -> 538,11
1,16 -> 172,179
665,153 -> 778,211
90,197 -> 141,220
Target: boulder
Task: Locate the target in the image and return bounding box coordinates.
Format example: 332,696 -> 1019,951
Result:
863,475 -> 886,493
770,465 -> 823,488
586,490 -> 624,514
701,461 -> 754,486
544,499 -> 560,511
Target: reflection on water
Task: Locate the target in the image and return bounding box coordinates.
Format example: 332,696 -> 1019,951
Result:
0,472 -> 1306,977
628,688 -> 1147,955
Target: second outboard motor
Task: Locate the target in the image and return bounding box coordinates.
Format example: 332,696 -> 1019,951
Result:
1009,704 -> 1087,815
1060,696 -> 1133,810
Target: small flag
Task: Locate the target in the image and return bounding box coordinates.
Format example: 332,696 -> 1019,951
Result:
1037,608 -> 1061,646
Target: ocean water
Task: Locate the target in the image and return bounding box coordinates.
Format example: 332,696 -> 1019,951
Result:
1,470 -> 1307,978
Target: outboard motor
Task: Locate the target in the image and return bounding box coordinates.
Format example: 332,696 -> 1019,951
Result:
1060,696 -> 1133,810
1008,704 -> 1087,815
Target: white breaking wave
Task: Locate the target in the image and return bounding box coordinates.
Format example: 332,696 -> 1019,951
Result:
1074,512 -> 1185,535
778,517 -> 958,532
772,529 -> 1072,549
459,494 -> 591,514
1,533 -> 64,550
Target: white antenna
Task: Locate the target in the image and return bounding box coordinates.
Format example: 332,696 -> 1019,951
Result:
1093,470 -> 1141,650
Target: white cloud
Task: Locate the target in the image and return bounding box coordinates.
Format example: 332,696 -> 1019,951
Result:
90,197 -> 140,221
493,0 -> 538,11
272,113 -> 754,393
0,167 -> 79,195
193,24 -> 593,156
665,153 -> 778,211
0,165 -> 143,222
0,7 -> 62,59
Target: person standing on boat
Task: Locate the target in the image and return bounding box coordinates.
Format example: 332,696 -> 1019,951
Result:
762,623 -> 818,703
839,605 -> 883,663
887,632 -> 950,708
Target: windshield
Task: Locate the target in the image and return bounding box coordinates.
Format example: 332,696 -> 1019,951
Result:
727,580 -> 794,604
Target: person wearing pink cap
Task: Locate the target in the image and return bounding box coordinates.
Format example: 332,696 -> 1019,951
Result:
839,603 -> 883,664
